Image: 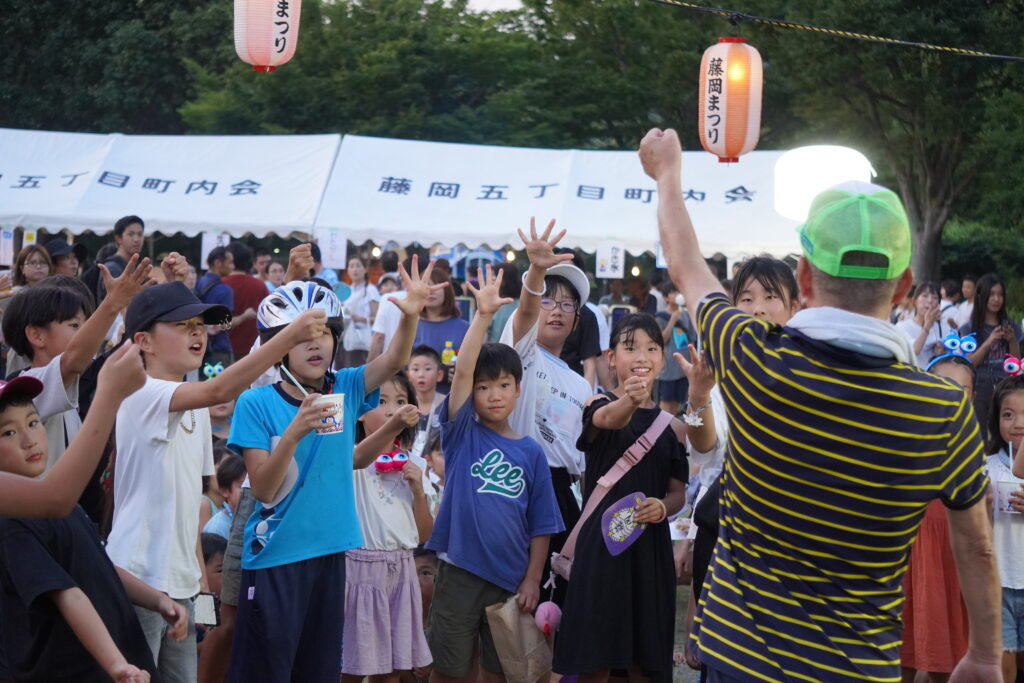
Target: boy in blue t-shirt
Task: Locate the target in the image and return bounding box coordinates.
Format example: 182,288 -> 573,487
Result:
426,265 -> 564,683
228,261 -> 445,683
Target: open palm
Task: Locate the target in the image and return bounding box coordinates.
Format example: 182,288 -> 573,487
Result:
517,217 -> 574,271
392,255 -> 447,315
467,264 -> 513,316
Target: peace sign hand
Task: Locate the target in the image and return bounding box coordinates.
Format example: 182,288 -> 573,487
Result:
466,264 -> 514,317
517,217 -> 574,272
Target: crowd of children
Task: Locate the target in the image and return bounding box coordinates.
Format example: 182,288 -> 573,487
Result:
1,204 -> 1024,683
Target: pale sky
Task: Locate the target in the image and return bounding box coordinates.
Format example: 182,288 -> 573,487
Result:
467,0 -> 523,10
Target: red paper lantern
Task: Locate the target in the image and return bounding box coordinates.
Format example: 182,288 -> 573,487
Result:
698,37 -> 763,163
235,0 -> 302,72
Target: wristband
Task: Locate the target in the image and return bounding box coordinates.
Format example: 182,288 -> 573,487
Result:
521,272 -> 547,297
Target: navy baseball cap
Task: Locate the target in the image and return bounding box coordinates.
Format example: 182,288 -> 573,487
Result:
124,281 -> 231,340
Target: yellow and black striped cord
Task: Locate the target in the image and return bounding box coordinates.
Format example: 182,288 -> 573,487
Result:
648,0 -> 1024,62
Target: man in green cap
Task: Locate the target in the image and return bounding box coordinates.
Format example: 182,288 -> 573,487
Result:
639,128 -> 1000,682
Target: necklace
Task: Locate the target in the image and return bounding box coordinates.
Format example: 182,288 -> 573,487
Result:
180,409 -> 196,435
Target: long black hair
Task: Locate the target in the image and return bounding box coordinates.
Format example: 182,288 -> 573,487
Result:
970,273 -> 1008,334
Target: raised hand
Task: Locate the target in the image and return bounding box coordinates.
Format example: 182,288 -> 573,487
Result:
286,244 -> 315,282
97,343 -> 147,400
101,254 -> 154,310
639,127 -> 682,182
675,345 -> 714,401
517,217 -> 574,272
392,255 -> 447,316
161,252 -> 189,283
466,264 -> 514,316
285,309 -> 328,344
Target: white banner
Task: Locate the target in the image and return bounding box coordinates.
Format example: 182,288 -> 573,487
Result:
0,128 -> 872,261
315,227 -> 349,269
316,135 -> 870,259
200,230 -> 232,266
0,128 -> 340,239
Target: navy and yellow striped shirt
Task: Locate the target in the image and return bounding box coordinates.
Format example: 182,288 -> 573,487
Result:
693,295 -> 988,683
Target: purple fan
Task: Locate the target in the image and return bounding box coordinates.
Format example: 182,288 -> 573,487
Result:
601,492 -> 648,556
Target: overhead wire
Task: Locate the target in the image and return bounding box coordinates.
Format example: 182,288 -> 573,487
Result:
647,0 -> 1024,63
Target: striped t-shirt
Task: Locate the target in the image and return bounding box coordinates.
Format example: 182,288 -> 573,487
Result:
693,295 -> 987,683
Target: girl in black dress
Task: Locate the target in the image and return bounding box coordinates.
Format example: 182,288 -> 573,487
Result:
553,313 -> 688,683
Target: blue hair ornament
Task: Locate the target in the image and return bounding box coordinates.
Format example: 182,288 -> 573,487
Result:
924,332 -> 977,372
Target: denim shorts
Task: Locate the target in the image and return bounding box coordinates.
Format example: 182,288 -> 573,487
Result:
1002,586 -> 1024,651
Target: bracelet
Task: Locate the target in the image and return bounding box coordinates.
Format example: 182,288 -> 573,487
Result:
682,399 -> 710,427
521,272 -> 547,297
650,497 -> 668,523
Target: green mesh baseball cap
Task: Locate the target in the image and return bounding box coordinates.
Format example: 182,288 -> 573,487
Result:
798,181 -> 912,280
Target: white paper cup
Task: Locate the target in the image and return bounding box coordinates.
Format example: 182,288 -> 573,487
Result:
314,393 -> 345,435
996,480 -> 1022,515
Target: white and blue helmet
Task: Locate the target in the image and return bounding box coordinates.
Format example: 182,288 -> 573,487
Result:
257,280 -> 344,340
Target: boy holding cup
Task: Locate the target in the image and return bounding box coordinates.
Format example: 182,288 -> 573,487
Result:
227,267 -> 446,683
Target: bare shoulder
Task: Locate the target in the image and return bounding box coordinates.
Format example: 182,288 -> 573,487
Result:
669,418 -> 687,443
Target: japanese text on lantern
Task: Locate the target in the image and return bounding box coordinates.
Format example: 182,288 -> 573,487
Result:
275,1 -> 291,53
705,57 -> 723,145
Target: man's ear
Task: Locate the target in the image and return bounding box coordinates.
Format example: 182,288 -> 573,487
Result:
795,257 -> 813,306
514,382 -> 522,400
24,325 -> 48,351
435,369 -> 445,384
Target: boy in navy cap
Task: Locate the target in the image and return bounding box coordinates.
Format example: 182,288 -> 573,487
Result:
105,278 -> 327,682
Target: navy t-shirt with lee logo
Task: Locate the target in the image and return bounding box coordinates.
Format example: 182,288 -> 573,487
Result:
426,397 -> 564,593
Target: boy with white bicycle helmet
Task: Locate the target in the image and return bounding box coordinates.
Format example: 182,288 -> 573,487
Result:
227,260 -> 447,682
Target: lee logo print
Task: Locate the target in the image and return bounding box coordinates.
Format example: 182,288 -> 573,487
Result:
470,449 -> 525,498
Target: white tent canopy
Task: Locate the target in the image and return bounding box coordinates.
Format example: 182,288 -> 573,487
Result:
0,127 -> 872,262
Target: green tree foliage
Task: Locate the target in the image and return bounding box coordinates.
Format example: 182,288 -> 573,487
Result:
744,0 -> 1020,280
0,0 -> 232,133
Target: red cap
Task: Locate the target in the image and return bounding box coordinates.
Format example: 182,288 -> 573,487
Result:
0,376 -> 43,402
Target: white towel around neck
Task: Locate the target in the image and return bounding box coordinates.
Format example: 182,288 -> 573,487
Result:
786,306 -> 914,365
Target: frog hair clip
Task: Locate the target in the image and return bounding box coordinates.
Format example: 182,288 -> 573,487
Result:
1005,355 -> 1024,377
924,332 -> 977,371
203,362 -> 225,381
374,450 -> 409,474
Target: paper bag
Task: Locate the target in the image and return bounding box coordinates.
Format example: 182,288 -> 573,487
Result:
484,596 -> 552,683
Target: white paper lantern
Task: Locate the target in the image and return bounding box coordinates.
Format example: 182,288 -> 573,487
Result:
235,0 -> 302,72
698,37 -> 763,163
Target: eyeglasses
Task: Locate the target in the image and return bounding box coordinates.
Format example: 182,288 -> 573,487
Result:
24,260 -> 49,268
539,298 -> 577,314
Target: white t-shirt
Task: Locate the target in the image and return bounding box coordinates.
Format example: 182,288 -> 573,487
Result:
686,384 -> 726,487
106,376 -> 215,599
372,291 -> 407,353
21,354 -> 82,472
500,315 -> 591,475
344,282 -> 381,324
895,318 -> 949,368
957,300 -> 974,328
987,451 -> 1024,589
352,466 -> 421,551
